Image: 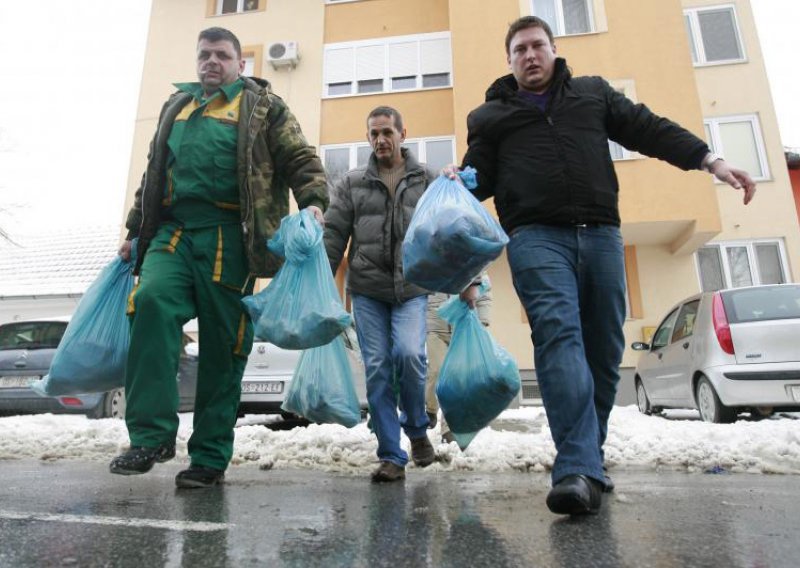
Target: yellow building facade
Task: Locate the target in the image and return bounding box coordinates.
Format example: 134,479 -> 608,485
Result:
124,0 -> 799,400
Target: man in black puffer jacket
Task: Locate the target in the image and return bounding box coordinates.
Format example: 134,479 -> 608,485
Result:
450,16 -> 756,516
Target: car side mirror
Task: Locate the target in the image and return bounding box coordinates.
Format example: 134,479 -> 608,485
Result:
631,341 -> 650,351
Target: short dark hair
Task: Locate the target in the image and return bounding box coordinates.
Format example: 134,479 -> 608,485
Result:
505,16 -> 555,54
197,27 -> 242,58
367,106 -> 404,131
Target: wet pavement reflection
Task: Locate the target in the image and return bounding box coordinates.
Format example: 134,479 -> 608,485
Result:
1,461 -> 798,567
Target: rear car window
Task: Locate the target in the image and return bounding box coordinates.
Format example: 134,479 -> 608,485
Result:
722,285 -> 800,323
0,321 -> 68,350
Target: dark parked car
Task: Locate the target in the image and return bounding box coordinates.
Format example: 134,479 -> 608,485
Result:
0,318 -> 123,418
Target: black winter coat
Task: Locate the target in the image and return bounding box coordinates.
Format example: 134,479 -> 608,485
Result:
462,58 -> 709,232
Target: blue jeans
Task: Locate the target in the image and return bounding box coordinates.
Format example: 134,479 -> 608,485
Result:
507,224 -> 626,485
351,293 -> 429,467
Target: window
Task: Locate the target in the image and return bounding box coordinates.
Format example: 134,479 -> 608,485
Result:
671,300 -> 700,343
241,45 -> 262,78
323,33 -> 452,98
704,115 -> 769,181
321,137 -> 456,185
216,0 -> 259,14
696,239 -> 789,292
532,0 -> 594,36
684,5 -> 745,65
608,80 -> 642,161
651,308 -> 679,350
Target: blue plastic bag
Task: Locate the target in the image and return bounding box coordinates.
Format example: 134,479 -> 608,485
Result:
33,242 -> 137,396
242,209 -> 352,349
435,295 -> 521,450
281,335 -> 361,427
402,168 -> 508,294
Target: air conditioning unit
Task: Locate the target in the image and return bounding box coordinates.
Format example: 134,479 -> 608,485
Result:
267,41 -> 299,69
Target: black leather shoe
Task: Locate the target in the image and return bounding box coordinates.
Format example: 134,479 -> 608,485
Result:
426,412 -> 438,430
546,474 -> 602,515
109,445 -> 176,475
175,465 -> 225,488
603,468 -> 615,493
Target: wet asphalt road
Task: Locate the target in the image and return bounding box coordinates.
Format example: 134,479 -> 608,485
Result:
1,460 -> 798,567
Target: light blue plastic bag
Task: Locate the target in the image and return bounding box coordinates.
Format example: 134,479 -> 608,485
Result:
402,168 -> 508,294
242,209 -> 352,349
435,295 -> 521,450
33,242 -> 137,396
281,335 -> 361,428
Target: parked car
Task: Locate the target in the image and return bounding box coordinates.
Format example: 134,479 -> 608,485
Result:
632,284 -> 800,423
0,318 -> 123,418
181,325 -> 368,419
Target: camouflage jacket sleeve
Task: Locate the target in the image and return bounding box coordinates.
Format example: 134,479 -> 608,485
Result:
323,174 -> 354,275
266,96 -> 329,212
124,171 -> 146,240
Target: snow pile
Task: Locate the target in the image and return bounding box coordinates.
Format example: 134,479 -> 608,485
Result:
1,406 -> 798,475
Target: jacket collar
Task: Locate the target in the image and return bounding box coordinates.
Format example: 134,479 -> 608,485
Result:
364,147 -> 425,181
485,57 -> 571,102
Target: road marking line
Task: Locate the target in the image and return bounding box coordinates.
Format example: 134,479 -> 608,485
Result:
0,510 -> 233,532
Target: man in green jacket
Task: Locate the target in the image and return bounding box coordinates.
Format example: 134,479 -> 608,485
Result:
110,27 -> 327,488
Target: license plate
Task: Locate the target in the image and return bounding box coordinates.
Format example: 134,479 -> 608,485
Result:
242,381 -> 283,394
790,385 -> 800,402
0,376 -> 41,388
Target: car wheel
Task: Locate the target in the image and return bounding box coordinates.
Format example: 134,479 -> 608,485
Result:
636,379 -> 652,415
103,388 -> 126,419
696,376 -> 736,424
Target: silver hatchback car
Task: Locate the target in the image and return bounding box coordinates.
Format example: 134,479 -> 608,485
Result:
632,284 -> 800,423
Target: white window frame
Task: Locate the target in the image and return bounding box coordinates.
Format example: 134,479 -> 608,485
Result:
215,0 -> 259,15
530,0 -> 596,37
683,4 -> 746,67
323,32 -> 453,99
608,80 -> 643,162
704,114 -> 770,182
694,238 -> 791,291
321,136 -> 456,177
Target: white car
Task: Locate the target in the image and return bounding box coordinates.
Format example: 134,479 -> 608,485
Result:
632,284 -> 800,423
184,326 -> 368,420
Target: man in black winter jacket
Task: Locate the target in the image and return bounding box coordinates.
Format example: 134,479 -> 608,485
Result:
449,16 -> 755,516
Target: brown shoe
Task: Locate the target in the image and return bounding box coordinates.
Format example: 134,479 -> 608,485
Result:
410,435 -> 435,467
371,461 -> 406,482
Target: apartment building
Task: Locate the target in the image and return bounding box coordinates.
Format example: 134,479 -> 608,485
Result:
124,0 -> 800,402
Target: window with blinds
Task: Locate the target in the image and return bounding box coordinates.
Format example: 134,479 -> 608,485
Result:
323,33 -> 452,97
684,5 -> 745,65
703,115 -> 769,181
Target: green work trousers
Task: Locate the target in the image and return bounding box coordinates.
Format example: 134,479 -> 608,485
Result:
125,223 -> 254,470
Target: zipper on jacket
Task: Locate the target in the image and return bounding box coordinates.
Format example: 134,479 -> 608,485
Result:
242,103 -> 258,254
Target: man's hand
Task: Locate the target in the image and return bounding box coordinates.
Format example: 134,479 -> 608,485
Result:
710,160 -> 756,205
118,240 -> 132,262
441,164 -> 460,181
307,205 -> 325,227
459,284 -> 480,309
